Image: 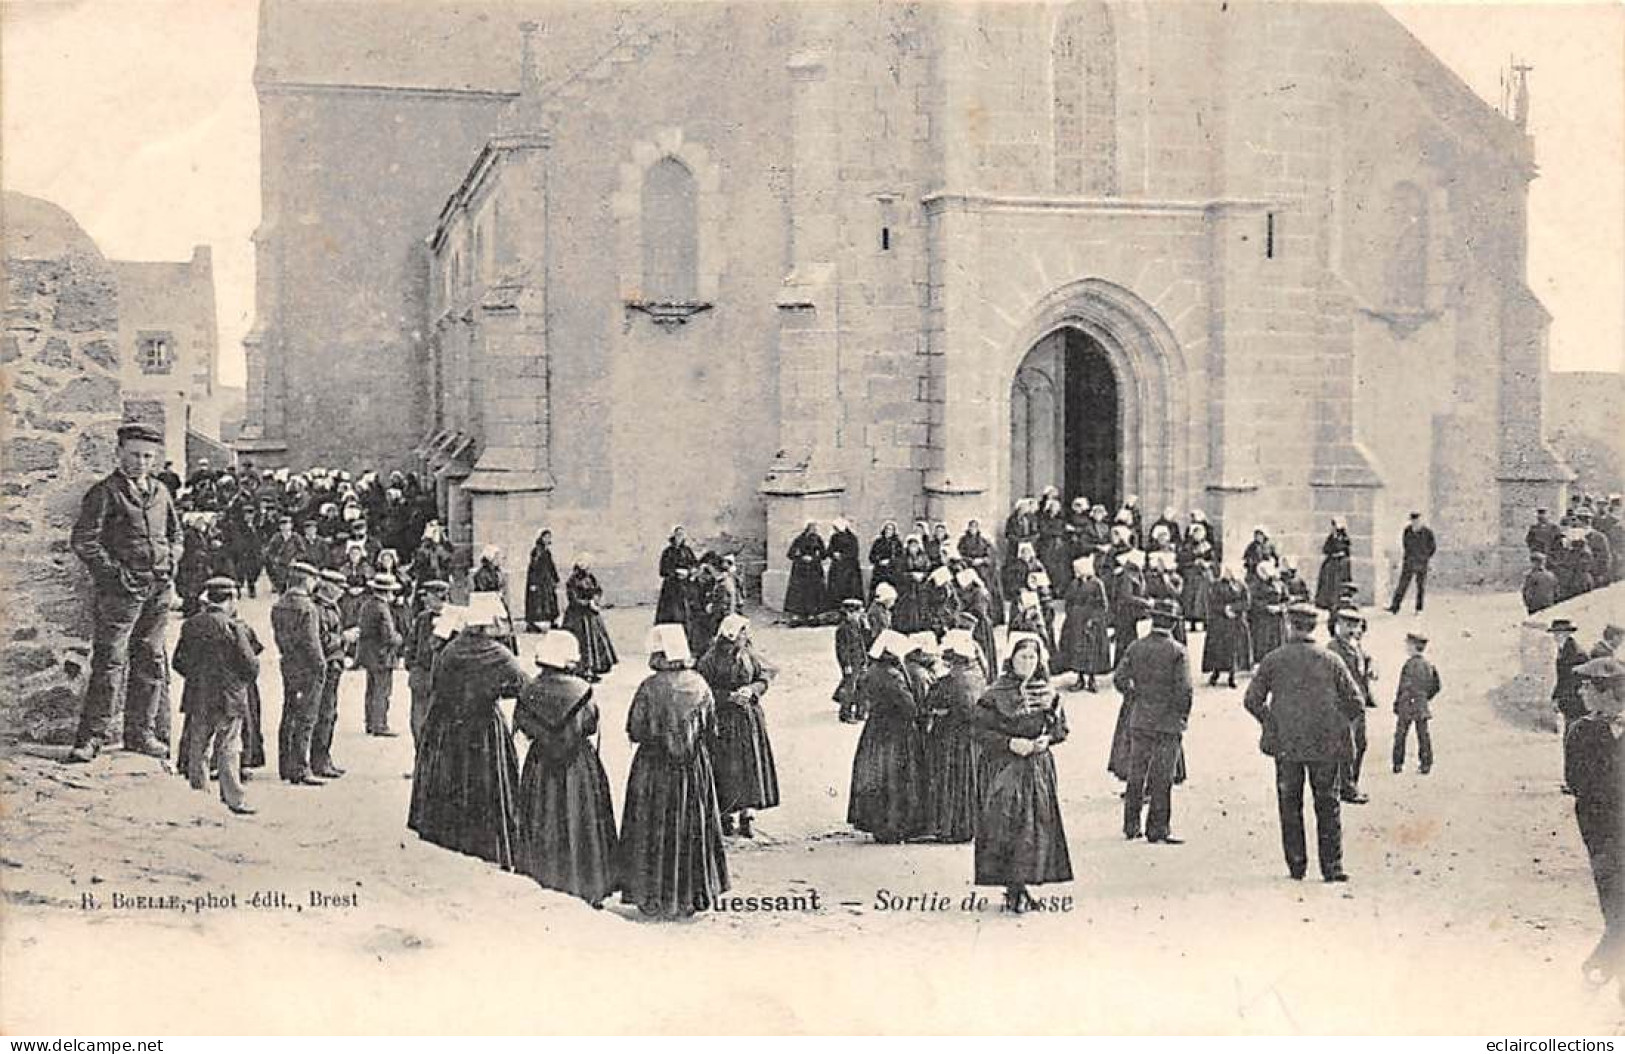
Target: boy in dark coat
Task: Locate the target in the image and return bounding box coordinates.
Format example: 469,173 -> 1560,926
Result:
310,568 -> 349,778
172,577 -> 259,814
406,579 -> 452,745
834,598 -> 871,723
1392,632 -> 1442,774
356,574 -> 404,736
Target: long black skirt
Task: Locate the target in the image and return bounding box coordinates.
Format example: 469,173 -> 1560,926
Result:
926,721 -> 979,843
1201,616 -> 1252,673
847,712 -> 928,842
713,700 -> 780,813
974,751 -> 1072,886
618,744 -> 730,917
562,606 -> 618,675
515,744 -> 619,906
785,562 -> 827,617
408,705 -> 523,869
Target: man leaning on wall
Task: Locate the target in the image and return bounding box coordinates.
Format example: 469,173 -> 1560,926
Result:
64,421 -> 182,763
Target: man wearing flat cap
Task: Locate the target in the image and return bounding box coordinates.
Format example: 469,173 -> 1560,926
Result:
356,575 -> 404,736
66,421 -> 183,763
1243,603 -> 1366,882
171,577 -> 258,814
1566,656 -> 1624,990
272,560 -> 326,784
1328,607 -> 1375,805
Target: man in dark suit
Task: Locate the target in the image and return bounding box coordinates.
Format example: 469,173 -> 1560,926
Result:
66,422 -> 183,763
1328,606 -> 1375,805
1388,512 -> 1438,614
355,574 -> 404,736
272,560 -> 327,785
1523,552 -> 1560,615
1244,603 -> 1366,882
1526,508 -> 1562,558
1117,598 -> 1193,844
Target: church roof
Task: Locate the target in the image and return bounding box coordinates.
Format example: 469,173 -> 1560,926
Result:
255,0 -> 631,95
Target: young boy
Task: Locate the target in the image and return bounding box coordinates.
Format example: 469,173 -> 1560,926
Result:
356,573 -> 404,736
172,576 -> 260,815
834,597 -> 871,723
1392,631 -> 1442,774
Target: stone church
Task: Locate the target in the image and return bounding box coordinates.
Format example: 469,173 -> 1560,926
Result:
239,0 -> 1571,607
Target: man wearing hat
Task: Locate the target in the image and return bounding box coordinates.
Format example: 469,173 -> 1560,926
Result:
1522,552 -> 1560,615
1566,656 -> 1624,989
1392,631 -> 1442,774
1116,598 -> 1192,843
171,577 -> 258,814
1243,603 -> 1366,881
1553,619 -> 1590,746
309,568 -> 350,778
405,579 -> 452,744
262,515 -> 301,594
66,421 -> 184,763
1388,512 -> 1438,615
272,561 -> 327,784
1526,508 -> 1562,559
834,597 -> 871,723
356,574 -> 405,736
1328,607 -> 1375,805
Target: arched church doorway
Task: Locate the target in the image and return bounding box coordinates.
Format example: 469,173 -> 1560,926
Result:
1009,327 -> 1121,510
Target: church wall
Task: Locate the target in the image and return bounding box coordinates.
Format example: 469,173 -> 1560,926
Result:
533,6 -> 794,600
259,88 -> 505,470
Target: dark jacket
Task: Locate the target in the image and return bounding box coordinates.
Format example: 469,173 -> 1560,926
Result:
71,470 -> 183,587
1243,639 -> 1366,762
1327,636 -> 1374,709
1401,524 -> 1437,568
1394,654 -> 1442,720
271,588 -> 325,671
1522,569 -> 1559,614
355,593 -> 404,670
172,609 -> 260,719
1554,636 -> 1588,719
1116,630 -> 1192,735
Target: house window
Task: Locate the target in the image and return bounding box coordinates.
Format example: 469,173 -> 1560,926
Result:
641,156 -> 699,303
137,333 -> 174,375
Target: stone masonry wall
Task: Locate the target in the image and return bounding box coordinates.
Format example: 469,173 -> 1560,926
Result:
2,204 -> 124,743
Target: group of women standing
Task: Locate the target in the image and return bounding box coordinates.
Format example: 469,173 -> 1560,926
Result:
407,593 -> 780,919
847,631 -> 1072,912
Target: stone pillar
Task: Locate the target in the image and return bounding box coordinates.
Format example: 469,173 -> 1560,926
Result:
922,195 -> 995,535
760,16 -> 847,610
465,129 -> 556,618
1497,286 -> 1572,583
1201,205 -> 1268,566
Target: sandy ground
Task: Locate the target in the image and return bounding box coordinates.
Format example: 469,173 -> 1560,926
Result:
3,582 -> 1623,1035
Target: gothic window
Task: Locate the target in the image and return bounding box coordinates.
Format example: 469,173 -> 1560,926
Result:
1382,181 -> 1429,311
641,156 -> 699,304
137,333 -> 174,375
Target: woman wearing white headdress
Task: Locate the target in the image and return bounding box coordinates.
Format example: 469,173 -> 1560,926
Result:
1248,560 -> 1288,660
1109,549 -> 1149,669
561,554 -> 617,681
785,522 -> 829,627
514,631 -> 618,907
696,614 -> 779,838
1202,565 -> 1253,688
826,516 -> 865,606
1058,555 -> 1111,692
408,592 -> 526,870
924,629 -> 989,843
848,630 -> 931,843
618,625 -> 730,917
655,526 -> 698,627
894,533 -> 933,635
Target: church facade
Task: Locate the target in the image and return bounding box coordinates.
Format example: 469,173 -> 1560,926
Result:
240,0 -> 1571,607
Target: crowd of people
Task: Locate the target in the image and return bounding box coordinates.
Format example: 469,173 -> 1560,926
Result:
59,425 -> 1622,992
1522,493 -> 1623,614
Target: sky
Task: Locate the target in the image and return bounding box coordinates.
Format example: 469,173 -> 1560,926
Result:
2,0 -> 1622,388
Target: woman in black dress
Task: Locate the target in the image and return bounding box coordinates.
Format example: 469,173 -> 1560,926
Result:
1248,561 -> 1288,661
847,629 -> 930,843
1314,518 -> 1352,612
1202,566 -> 1253,688
562,556 -> 618,681
924,630 -> 988,843
655,526 -> 698,626
695,614 -> 779,838
408,594 -> 527,869
957,520 -> 1004,625
524,529 -> 561,631
868,521 -> 905,601
784,522 -> 828,626
971,637 -> 1073,912
514,631 -> 618,907
894,534 -> 933,634
618,625 -> 730,918
825,517 -> 865,607
1058,556 -> 1112,692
